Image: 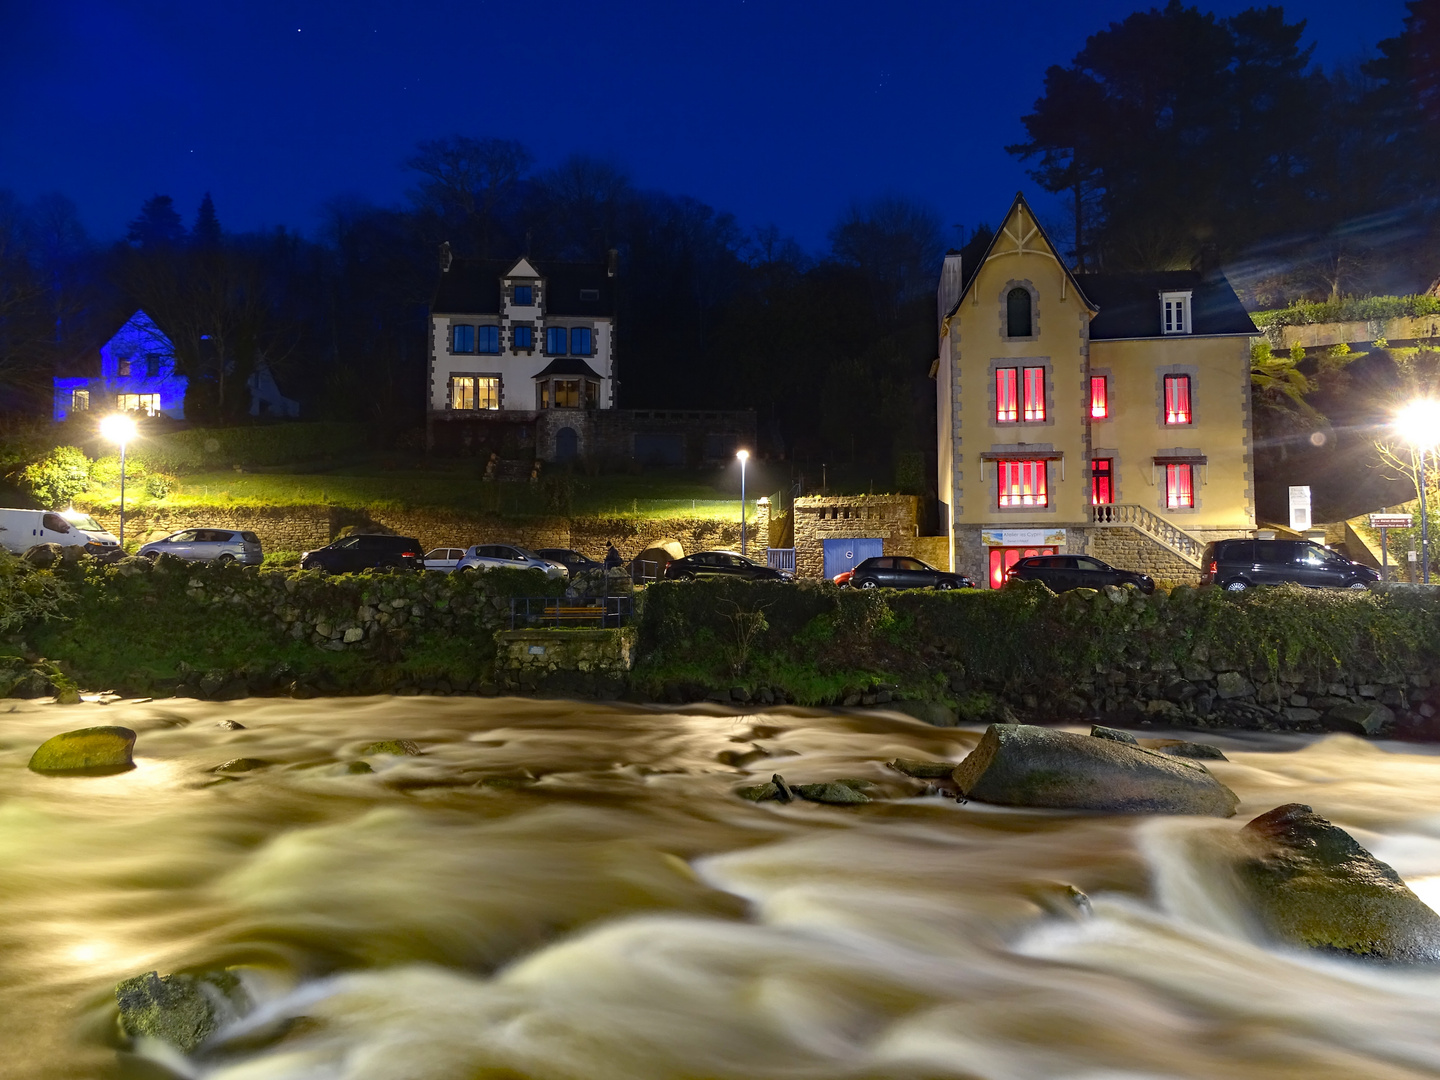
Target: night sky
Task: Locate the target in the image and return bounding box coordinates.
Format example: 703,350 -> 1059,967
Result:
0,0 -> 1411,251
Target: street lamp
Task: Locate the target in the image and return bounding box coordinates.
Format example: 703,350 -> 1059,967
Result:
100,413 -> 137,550
737,449 -> 750,556
1394,398 -> 1440,584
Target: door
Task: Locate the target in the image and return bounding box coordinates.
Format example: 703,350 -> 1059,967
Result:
331,536 -> 362,571
165,529 -> 199,559
1252,541 -> 1297,585
988,546 -> 1057,589
190,529 -> 226,561
823,538 -> 884,580
893,557 -> 935,587
1073,556 -> 1114,590
1294,542 -> 1347,587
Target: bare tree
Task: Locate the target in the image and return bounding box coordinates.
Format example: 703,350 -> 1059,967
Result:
406,136 -> 533,258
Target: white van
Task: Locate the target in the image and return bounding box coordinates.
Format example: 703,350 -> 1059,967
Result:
0,508 -> 121,556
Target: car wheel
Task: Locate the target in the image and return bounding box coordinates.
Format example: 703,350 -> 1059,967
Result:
1223,579 -> 1249,592
936,580 -> 956,590
860,579 -> 878,589
216,553 -> 235,565
1348,581 -> 1369,590
302,558 -> 324,573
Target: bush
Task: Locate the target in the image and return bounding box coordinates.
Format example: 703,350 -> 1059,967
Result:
19,446 -> 92,507
261,550 -> 301,567
90,454 -> 147,487
1289,341 -> 1306,362
144,473 -> 175,498
137,423 -> 371,474
0,551 -> 74,634
1250,340 -> 1273,364
1253,294 -> 1440,329
1327,342 -> 1352,359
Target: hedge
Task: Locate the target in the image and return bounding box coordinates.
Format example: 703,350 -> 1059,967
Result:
135,422 -> 371,473
1253,295 -> 1440,330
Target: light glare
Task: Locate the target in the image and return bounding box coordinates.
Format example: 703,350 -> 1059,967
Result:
1394,399 -> 1440,450
99,414 -> 137,443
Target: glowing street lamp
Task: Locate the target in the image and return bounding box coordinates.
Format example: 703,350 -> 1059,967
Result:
737,449 -> 750,556
1394,399 -> 1440,584
100,413 -> 137,550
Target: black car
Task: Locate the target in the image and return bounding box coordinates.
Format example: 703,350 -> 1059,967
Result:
849,556 -> 974,590
1200,538 -> 1379,592
1005,554 -> 1155,594
663,550 -> 794,581
535,547 -> 602,576
300,534 -> 425,574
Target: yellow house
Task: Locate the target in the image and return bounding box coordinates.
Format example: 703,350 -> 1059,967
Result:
935,193 -> 1257,587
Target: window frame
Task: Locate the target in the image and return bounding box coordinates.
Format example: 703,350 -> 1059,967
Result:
1006,287 -> 1033,338
570,326 -> 593,355
449,374 -> 501,411
545,326 -> 568,355
1089,375 -> 1109,419
1162,291 -> 1193,335
1165,463 -> 1195,509
450,324 -> 475,354
1022,366 -> 1046,422
71,389 -> 90,412
1091,457 -> 1114,506
995,367 -> 1019,423
997,458 -> 1049,508
512,325 -> 534,351
1163,374 -> 1192,425
476,325 -> 500,354
512,284 -> 534,307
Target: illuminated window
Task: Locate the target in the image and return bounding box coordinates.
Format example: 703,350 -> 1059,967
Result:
1091,458 -> 1113,505
585,379 -> 599,407
477,325 -> 500,354
116,393 -> 161,416
117,356 -> 131,377
1089,375 -> 1109,419
571,327 -> 593,355
1023,366 -> 1046,421
546,326 -> 568,354
512,326 -> 534,350
554,379 -> 580,408
1007,288 -> 1032,337
1162,291 -> 1192,334
996,368 -> 1018,422
513,285 -> 533,306
997,459 -> 1048,507
71,390 -> 89,412
1166,463 -> 1195,508
450,376 -> 501,410
1164,374 -> 1192,424
451,324 -> 474,353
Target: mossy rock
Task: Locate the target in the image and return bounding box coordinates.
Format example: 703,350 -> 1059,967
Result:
28,726 -> 136,775
953,724 -> 1238,816
794,781 -> 871,805
115,969 -> 250,1053
211,757 -> 270,774
344,760 -> 374,774
1141,738 -> 1227,761
1090,725 -> 1138,744
360,739 -> 421,756
736,781 -> 781,801
1236,804 -> 1440,963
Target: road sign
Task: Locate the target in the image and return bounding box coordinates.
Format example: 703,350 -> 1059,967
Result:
1288,486 -> 1312,532
1370,513 -> 1413,529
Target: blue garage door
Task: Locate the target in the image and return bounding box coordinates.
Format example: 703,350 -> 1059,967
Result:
822,537 -> 883,579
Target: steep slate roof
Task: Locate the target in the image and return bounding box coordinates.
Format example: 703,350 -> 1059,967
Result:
432,258 -> 614,316
53,309 -> 172,379
1077,271 -> 1258,339
533,357 -> 604,379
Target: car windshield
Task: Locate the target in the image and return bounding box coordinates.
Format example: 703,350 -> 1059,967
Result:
61,512 -> 105,532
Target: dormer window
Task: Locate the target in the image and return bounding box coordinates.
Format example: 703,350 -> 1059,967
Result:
580,288 -> 599,302
513,285 -> 533,306
1162,291 -> 1192,334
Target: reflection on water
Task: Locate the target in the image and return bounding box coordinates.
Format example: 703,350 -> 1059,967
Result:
4,696 -> 1440,1078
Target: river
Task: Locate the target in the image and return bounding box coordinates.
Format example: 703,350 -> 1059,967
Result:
5,695 -> 1440,1079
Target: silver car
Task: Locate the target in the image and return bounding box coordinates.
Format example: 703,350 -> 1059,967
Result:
455,543 -> 567,578
423,547 -> 467,573
139,528 -> 263,565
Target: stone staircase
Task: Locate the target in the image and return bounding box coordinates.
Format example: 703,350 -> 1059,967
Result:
1090,504 -> 1205,568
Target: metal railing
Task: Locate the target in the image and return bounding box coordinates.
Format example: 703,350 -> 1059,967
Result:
509,595 -> 634,629
1090,503 -> 1204,566
630,559 -> 660,585
766,547 -> 796,573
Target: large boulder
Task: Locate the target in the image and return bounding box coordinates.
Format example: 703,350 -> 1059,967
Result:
28,726 -> 136,774
952,724 -> 1239,816
1236,803 -> 1440,963
115,969 -> 250,1053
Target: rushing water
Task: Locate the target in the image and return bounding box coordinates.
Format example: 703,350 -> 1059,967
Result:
6,696 -> 1440,1079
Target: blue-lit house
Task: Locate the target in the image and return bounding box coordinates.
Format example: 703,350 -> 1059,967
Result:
53,310 -> 187,421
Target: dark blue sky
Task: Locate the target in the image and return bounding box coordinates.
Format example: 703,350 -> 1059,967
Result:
0,0 -> 1410,252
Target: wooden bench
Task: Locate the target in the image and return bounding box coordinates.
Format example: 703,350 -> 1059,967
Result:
539,605 -> 606,623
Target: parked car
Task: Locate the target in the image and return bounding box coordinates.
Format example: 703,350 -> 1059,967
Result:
663,550 -> 795,581
832,569 -> 856,588
1200,538 -> 1380,591
1005,554 -> 1155,594
849,556 -> 975,590
535,547 -> 602,576
0,507 -> 119,555
455,544 -> 568,578
300,534 -> 425,574
139,528 -> 263,565
423,547 -> 467,573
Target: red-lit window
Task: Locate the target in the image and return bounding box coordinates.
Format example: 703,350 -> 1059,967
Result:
1023,366 -> 1046,421
1091,458 -> 1114,505
1164,374 -> 1192,424
1166,463 -> 1194,508
998,459 -> 1048,507
996,368 -> 1018,422
1089,375 -> 1109,419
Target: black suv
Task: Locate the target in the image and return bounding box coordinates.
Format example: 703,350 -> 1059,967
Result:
301,534 -> 425,574
663,550 -> 793,581
850,556 -> 974,590
1005,554 -> 1155,594
1200,538 -> 1379,592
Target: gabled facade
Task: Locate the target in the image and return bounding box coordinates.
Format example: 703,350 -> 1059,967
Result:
428,254 -> 617,417
53,310 -> 187,421
936,194 -> 1258,586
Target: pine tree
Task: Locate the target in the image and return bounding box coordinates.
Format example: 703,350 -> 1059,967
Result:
125,195 -> 187,249
192,192 -> 222,249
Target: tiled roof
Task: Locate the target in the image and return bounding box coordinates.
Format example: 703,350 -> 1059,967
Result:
432,258 -> 614,316
1077,270 -> 1257,339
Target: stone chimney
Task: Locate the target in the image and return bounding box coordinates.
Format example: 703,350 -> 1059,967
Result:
606,248 -> 618,278
937,249 -> 964,333
438,241 -> 453,273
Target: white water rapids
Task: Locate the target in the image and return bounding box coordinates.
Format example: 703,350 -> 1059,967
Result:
5,696 -> 1440,1079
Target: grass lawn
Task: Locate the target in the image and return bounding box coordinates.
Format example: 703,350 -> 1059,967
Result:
80,466 -> 764,521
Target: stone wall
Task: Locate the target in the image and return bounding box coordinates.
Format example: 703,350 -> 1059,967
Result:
86,506 -> 333,552
793,494 -> 928,578
495,627 -> 636,695
1083,527 -> 1204,584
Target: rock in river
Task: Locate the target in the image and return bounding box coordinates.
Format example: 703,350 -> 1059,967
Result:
28,726 -> 136,774
952,724 -> 1238,816
361,739 -> 421,756
115,969 -> 250,1053
1236,803 -> 1440,963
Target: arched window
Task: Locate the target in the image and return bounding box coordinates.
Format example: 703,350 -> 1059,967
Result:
1006,288 -> 1033,337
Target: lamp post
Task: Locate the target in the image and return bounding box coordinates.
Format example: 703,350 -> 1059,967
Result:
100,414 -> 137,551
1394,399 -> 1440,584
737,449 -> 749,556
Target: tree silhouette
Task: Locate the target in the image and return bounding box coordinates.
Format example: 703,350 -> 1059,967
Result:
192,193 -> 222,249
125,195 -> 186,250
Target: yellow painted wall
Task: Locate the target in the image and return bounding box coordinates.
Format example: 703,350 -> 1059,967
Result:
1090,336 -> 1254,529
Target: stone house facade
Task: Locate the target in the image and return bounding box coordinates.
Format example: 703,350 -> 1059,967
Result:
792,495 -> 948,578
